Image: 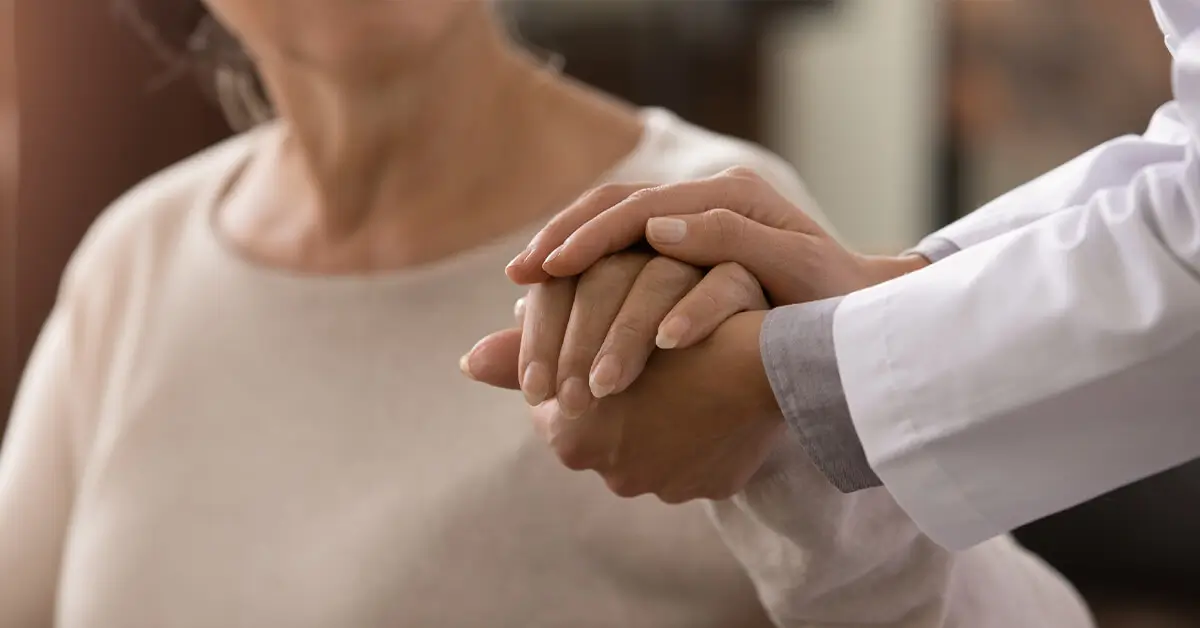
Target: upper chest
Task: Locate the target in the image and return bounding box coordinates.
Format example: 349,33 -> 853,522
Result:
82,259 -> 534,513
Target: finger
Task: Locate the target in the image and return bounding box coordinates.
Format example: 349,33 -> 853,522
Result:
656,263 -> 767,350
589,257 -> 702,399
644,209 -> 809,304
514,296 -> 526,327
531,401 -> 618,473
505,182 -> 656,284
541,167 -> 795,279
556,253 -> 652,419
460,328 -> 522,389
519,278 -> 576,405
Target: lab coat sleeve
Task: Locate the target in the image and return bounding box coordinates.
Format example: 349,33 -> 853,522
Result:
706,436 -> 1094,628
912,101 -> 1192,261
702,133 -> 1094,628
834,37 -> 1200,547
0,302 -> 83,626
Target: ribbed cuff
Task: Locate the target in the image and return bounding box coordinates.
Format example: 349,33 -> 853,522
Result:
760,299 -> 882,493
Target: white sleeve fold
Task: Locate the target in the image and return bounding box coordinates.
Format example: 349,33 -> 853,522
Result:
920,102 -> 1191,253
835,104 -> 1200,550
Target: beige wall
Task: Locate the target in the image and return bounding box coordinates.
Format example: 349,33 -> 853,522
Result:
763,0 -> 943,254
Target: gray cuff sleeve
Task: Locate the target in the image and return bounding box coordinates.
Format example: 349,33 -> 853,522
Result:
905,236 -> 961,263
760,298 -> 882,493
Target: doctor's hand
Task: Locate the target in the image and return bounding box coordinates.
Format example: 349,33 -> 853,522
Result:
505,168 -> 928,304
465,311 -> 784,503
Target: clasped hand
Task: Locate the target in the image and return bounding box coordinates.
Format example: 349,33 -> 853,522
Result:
461,167 -> 925,502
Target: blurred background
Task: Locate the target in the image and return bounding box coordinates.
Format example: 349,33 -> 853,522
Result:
1,1 -> 1197,625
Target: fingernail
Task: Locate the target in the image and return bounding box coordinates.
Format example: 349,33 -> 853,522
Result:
647,218 -> 687,245
590,354 -> 622,398
514,297 -> 526,322
523,363 -> 551,406
558,377 -> 593,420
656,317 -> 690,349
507,246 -> 532,270
458,353 -> 477,380
543,245 -> 566,268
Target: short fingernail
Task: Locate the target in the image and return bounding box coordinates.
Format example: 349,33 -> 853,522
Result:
514,297 -> 526,322
523,363 -> 551,405
543,245 -> 566,268
647,218 -> 687,245
507,246 -> 532,270
558,377 -> 593,420
458,353 -> 477,380
590,354 -> 622,398
656,317 -> 690,349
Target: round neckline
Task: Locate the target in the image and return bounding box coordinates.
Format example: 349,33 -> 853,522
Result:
196,107 -> 675,292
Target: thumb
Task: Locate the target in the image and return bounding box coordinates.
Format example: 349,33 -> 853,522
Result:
645,209 -> 807,299
460,328 -> 522,390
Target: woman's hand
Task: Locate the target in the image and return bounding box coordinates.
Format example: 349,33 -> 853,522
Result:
505,167 -> 929,305
465,310 -> 784,504
462,252 -> 767,409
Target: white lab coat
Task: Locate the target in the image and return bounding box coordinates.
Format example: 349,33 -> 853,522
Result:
834,0 -> 1200,551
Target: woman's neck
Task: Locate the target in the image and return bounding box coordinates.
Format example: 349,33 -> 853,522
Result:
221,16 -> 644,273
254,12 -> 540,239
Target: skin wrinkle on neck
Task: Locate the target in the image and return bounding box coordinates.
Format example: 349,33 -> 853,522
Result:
256,8 -> 529,237
216,4 -> 643,275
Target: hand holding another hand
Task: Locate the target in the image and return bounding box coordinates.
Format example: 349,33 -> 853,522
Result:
505,167 -> 928,305
464,308 -> 782,503
464,166 -> 929,503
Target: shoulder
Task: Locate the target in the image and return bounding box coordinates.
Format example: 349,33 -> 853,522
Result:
623,108 -> 833,233
60,128 -> 262,298
50,127 -> 265,358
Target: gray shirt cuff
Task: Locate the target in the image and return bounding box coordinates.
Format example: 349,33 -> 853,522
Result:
905,236 -> 961,263
760,298 -> 882,493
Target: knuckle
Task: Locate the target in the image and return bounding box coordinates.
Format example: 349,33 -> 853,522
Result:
642,256 -> 701,291
656,490 -> 692,505
706,208 -> 747,246
720,167 -> 766,198
581,252 -> 650,285
586,182 -> 637,206
623,186 -> 662,206
607,317 -> 647,344
721,263 -> 766,307
557,443 -> 594,472
693,285 -> 724,317
606,474 -> 647,499
720,165 -> 764,183
578,255 -> 620,286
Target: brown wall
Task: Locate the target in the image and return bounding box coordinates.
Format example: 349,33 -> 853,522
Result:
2,0 -> 18,423
1,0 -> 231,423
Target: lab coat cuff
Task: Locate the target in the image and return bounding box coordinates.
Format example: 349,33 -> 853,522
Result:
834,286 -> 1004,550
905,236 -> 961,263
761,299 -> 882,493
